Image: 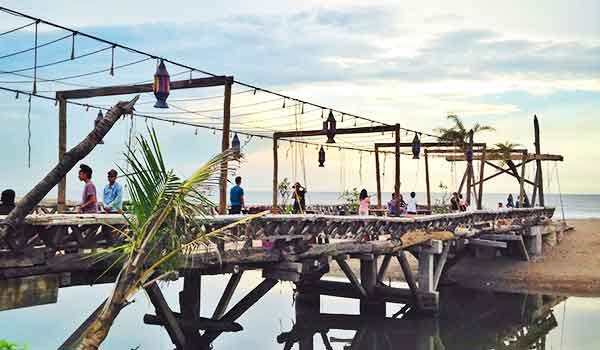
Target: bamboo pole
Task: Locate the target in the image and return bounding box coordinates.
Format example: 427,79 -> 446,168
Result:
466,130 -> 474,206
424,149 -> 431,211
394,124 -> 400,199
375,145 -> 382,209
477,145 -> 486,210
520,151 -> 527,207
272,138 -> 278,211
57,98 -> 67,213
219,81 -> 232,214
534,115 -> 545,206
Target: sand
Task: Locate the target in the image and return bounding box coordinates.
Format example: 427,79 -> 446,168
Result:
327,219 -> 600,296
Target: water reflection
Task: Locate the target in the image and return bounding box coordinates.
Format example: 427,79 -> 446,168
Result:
0,273 -> 596,350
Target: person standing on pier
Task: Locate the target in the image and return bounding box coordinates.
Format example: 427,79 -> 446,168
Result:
407,191 -> 418,215
450,192 -> 460,212
507,194 -> 515,208
103,169 -> 123,213
0,189 -> 16,215
387,193 -> 399,216
229,176 -> 245,214
292,182 -> 307,214
77,164 -> 98,213
358,189 -> 370,216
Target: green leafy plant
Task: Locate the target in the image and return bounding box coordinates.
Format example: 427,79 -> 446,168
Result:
0,340 -> 27,350
277,178 -> 293,213
432,182 -> 450,214
339,188 -> 360,213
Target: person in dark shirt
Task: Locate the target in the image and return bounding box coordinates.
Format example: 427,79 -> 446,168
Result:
506,194 -> 515,208
229,176 -> 244,214
292,182 -> 307,214
0,189 -> 16,215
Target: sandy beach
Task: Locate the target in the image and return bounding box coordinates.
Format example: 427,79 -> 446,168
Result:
327,218 -> 600,296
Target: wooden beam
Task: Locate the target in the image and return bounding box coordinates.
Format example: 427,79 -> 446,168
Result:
469,238 -> 507,248
477,146 -> 486,210
457,166 -> 468,195
375,142 -> 486,148
219,81 -> 232,214
375,146 -> 382,209
466,130 -> 474,206
145,282 -> 186,349
485,161 -> 536,186
179,271 -> 201,346
334,256 -> 368,298
424,149 -> 431,211
534,115 -> 545,206
472,159 -> 535,186
274,124 -> 397,139
272,138 -> 278,210
479,234 -> 522,241
201,278 -> 278,345
55,76 -> 233,100
360,258 -> 383,314
396,251 -> 423,310
376,255 -> 392,283
143,314 -> 242,332
432,243 -> 449,290
212,271 -> 243,319
520,152 -> 527,207
57,97 -> 67,212
445,153 -> 563,161
394,123 -> 400,196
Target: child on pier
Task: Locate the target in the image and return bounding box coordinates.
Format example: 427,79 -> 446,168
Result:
407,192 -> 417,215
358,189 -> 370,216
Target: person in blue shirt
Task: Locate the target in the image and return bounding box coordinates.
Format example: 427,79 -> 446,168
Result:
103,169 -> 123,213
229,176 -> 244,214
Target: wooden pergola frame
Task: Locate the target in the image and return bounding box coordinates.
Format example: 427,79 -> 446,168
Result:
55,76 -> 234,213
272,124 -> 403,210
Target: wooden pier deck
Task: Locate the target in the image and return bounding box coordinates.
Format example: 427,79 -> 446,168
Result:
0,207 -> 557,349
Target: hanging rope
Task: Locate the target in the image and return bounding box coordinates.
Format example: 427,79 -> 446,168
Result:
26,94 -> 32,168
32,20 -> 39,93
359,152 -> 363,185
555,163 -> 566,222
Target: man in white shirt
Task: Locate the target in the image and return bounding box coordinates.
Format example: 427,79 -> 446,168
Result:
407,192 -> 417,214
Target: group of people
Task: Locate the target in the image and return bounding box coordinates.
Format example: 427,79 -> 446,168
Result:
359,190 -> 418,217
498,193 -> 531,209
450,192 -> 469,212
75,164 -> 123,214
229,177 -> 307,214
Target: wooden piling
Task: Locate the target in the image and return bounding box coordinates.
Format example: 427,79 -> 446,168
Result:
394,124 -> 401,198
477,145 -> 486,210
424,149 -> 431,211
179,271 -> 201,347
534,115 -> 545,206
57,97 -> 67,213
360,257 -> 385,315
466,130 -> 474,206
219,81 -> 232,214
375,145 -> 382,209
272,137 -> 278,211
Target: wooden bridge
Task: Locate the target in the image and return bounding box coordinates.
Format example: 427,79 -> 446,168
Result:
0,207 -> 558,349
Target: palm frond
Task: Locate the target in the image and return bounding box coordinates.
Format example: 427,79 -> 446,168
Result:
447,114 -> 466,133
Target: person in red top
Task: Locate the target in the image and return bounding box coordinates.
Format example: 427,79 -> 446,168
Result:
78,164 -> 98,213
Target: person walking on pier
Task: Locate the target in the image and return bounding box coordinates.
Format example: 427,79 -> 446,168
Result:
292,182 -> 307,214
358,189 -> 370,216
507,194 -> 515,208
407,191 -> 418,215
450,192 -> 460,212
0,189 -> 16,215
229,176 -> 245,214
77,164 -> 98,213
103,169 -> 123,213
387,193 -> 399,216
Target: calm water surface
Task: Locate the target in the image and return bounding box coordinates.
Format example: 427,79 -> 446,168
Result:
1,271 -> 598,349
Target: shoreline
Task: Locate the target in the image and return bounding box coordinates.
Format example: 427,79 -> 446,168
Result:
327,218 -> 600,296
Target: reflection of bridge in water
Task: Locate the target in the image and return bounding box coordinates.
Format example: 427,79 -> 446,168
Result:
281,287 -> 563,350
0,207 -> 563,349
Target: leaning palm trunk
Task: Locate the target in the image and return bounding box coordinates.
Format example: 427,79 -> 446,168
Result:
0,97 -> 139,246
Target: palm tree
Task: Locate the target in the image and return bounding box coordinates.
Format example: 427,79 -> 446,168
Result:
494,141 -> 522,179
435,114 -> 495,145
76,128 -> 262,349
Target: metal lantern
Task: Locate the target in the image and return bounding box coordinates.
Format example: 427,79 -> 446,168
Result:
153,60 -> 170,108
231,133 -> 241,157
411,132 -> 420,159
95,110 -> 104,144
323,110 -> 337,143
318,146 -> 326,167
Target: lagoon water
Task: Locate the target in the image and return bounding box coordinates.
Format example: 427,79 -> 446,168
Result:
1,271 -> 599,349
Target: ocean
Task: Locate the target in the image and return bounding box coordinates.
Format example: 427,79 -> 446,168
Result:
232,191 -> 600,220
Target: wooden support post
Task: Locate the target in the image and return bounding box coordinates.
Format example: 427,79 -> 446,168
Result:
520,152 -> 527,207
457,165 -> 468,195
534,115 -> 545,206
219,81 -> 232,214
334,256 -> 367,298
57,97 -> 67,213
477,146 -> 486,210
375,145 -> 382,209
432,243 -> 450,290
376,255 -> 392,283
394,123 -> 401,197
201,278 -> 277,345
145,282 -> 186,349
272,137 -> 278,211
360,257 -> 384,315
212,271 -> 243,319
178,271 -> 201,347
295,280 -> 320,350
396,251 -> 423,310
424,149 -> 431,211
466,130 -> 474,206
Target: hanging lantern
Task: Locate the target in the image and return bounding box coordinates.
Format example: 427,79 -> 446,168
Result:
95,110 -> 104,144
231,133 -> 241,157
318,146 -> 326,167
153,60 -> 170,108
411,132 -> 420,159
323,110 -> 337,143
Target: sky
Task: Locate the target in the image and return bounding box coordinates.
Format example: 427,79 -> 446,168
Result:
0,0 -> 599,205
